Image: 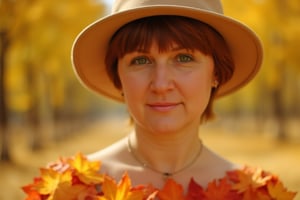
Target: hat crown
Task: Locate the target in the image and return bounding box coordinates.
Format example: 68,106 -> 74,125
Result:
112,0 -> 223,14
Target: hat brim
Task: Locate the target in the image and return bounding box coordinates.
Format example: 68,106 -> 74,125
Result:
72,5 -> 263,102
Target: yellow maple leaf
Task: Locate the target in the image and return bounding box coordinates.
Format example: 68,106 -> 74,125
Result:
100,173 -> 145,200
267,180 -> 297,200
68,153 -> 104,185
37,168 -> 72,195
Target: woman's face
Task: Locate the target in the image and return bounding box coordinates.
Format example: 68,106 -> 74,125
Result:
118,42 -> 215,134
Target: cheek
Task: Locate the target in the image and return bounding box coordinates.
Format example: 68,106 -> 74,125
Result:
119,73 -> 147,102
187,83 -> 212,118
191,83 -> 212,108
184,72 -> 213,94
182,72 -> 213,109
119,76 -> 147,122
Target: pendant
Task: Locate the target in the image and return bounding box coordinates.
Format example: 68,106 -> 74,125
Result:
163,172 -> 172,180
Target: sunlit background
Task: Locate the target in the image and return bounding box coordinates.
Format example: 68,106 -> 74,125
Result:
0,0 -> 299,199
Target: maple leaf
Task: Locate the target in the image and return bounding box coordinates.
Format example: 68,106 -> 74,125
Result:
186,178 -> 205,200
228,167 -> 272,193
135,184 -> 158,200
52,184 -> 96,200
22,183 -> 43,200
242,188 -> 271,200
100,173 -> 145,200
157,178 -> 185,200
267,180 -> 297,200
77,186 -> 102,200
22,177 -> 42,192
47,157 -> 70,173
204,178 -> 240,200
36,168 -> 72,196
68,153 -> 104,185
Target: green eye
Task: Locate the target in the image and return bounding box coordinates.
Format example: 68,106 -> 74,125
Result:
131,56 -> 150,65
177,54 -> 193,62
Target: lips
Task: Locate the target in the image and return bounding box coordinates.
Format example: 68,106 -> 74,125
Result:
147,102 -> 181,112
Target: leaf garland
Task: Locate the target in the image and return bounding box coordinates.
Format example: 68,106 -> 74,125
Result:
22,153 -> 297,200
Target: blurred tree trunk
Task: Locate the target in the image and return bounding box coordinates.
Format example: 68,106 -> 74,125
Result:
271,0 -> 289,140
26,62 -> 54,150
272,93 -> 286,140
271,67 -> 287,140
0,31 -> 11,161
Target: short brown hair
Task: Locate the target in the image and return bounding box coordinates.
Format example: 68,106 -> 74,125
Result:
105,16 -> 234,122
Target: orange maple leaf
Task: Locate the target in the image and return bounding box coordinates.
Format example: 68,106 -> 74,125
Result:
22,177 -> 42,193
22,182 -> 43,200
267,180 -> 297,200
100,173 -> 145,200
157,178 -> 185,200
133,184 -> 158,200
204,178 -> 240,200
68,153 -> 104,185
52,184 -> 100,200
241,188 -> 271,200
228,167 -> 272,193
186,178 -> 205,200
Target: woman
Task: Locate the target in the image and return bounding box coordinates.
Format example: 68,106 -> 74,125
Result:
83,15 -> 236,189
49,0 -> 295,199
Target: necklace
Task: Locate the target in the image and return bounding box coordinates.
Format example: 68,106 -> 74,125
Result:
127,136 -> 203,179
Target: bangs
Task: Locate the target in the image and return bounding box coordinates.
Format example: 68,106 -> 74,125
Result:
109,15 -> 219,58
105,15 -> 233,91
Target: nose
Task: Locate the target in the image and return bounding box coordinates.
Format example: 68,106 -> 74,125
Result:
150,64 -> 174,94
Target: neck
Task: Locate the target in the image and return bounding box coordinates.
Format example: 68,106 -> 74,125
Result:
128,127 -> 202,178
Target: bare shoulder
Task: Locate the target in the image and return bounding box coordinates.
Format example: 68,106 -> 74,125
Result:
202,146 -> 241,170
191,145 -> 241,185
87,137 -> 128,161
86,137 -> 136,178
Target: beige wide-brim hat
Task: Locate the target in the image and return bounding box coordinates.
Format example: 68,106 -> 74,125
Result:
72,0 -> 263,102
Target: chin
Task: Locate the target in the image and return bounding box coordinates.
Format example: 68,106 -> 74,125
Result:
148,123 -> 183,135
